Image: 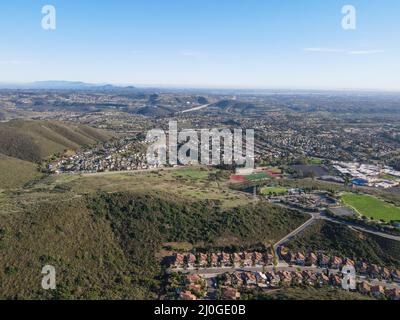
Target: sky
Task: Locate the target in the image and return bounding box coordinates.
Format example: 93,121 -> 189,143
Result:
0,0 -> 399,90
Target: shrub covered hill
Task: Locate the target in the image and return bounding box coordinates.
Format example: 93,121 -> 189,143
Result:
0,190 -> 307,299
0,120 -> 111,189
0,120 -> 111,163
286,220 -> 400,268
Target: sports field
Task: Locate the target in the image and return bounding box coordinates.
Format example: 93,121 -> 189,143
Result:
341,192 -> 400,222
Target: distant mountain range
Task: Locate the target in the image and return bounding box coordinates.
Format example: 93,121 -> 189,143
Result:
0,81 -> 136,91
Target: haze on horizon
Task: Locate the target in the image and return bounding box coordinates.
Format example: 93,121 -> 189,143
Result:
1,0 -> 399,91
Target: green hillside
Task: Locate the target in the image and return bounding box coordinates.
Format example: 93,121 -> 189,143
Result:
0,120 -> 112,162
246,287 -> 374,300
2,166 -> 395,300
0,187 -> 307,299
286,220 -> 400,267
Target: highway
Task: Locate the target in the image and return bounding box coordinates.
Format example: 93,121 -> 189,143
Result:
181,104 -> 211,113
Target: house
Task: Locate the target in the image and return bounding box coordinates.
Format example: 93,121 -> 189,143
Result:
343,258 -> 355,267
277,271 -> 292,285
385,288 -> 400,300
265,272 -> 280,288
186,274 -> 202,284
186,253 -> 197,268
232,253 -> 242,267
265,253 -> 274,265
330,256 -> 343,270
253,252 -> 264,266
369,264 -> 380,278
318,254 -> 330,268
171,253 -> 185,268
371,285 -> 385,298
317,273 -> 330,286
255,271 -> 267,281
243,272 -> 257,286
210,253 -> 219,267
295,252 -> 306,266
221,287 -> 240,300
291,271 -> 303,285
255,272 -> 268,287
180,290 -> 197,300
356,262 -> 369,275
330,274 -> 342,287
221,273 -> 232,286
231,272 -> 244,287
220,252 -> 231,267
391,270 -> 400,283
301,270 -> 317,286
381,267 -> 391,280
187,284 -> 203,296
243,252 -> 253,266
307,252 -> 318,266
198,253 -> 208,268
358,281 -> 371,295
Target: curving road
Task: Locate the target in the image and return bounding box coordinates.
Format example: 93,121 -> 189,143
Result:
271,202 -> 400,255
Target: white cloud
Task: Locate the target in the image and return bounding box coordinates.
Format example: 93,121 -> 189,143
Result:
304,48 -> 385,56
347,50 -> 385,55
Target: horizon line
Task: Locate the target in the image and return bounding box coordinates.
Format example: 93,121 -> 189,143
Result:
1,80 -> 400,93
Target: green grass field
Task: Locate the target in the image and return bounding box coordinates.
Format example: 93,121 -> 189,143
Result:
246,172 -> 270,181
341,193 -> 400,222
380,174 -> 399,181
308,157 -> 324,165
261,187 -> 288,195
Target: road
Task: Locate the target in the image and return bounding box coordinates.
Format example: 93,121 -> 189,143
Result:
271,202 -> 400,246
273,213 -> 316,251
78,166 -> 183,177
322,215 -> 400,242
181,104 -> 210,113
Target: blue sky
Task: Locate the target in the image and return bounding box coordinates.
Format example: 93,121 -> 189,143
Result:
0,0 -> 399,90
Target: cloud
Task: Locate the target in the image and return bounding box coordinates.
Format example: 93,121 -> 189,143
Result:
347,50 -> 385,55
304,48 -> 385,56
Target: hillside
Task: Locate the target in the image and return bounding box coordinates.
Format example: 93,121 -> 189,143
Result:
0,120 -> 112,162
286,220 -> 400,268
209,100 -> 257,115
0,185 -> 307,299
245,287 -> 374,300
2,166 -> 394,300
0,155 -> 42,189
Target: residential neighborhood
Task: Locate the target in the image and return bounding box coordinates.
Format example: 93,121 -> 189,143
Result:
166,249 -> 400,300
